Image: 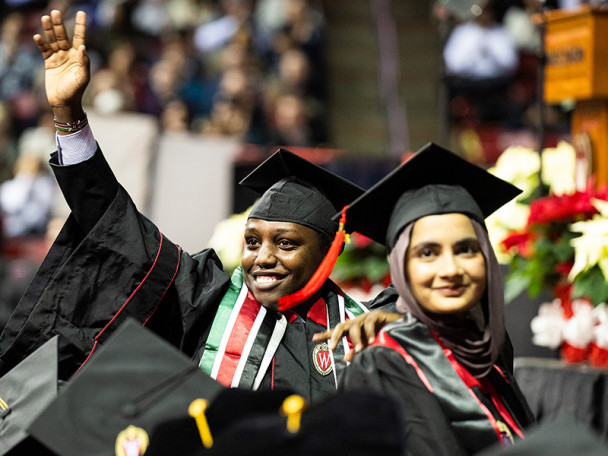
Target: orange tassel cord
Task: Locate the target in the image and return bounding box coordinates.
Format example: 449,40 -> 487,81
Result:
278,206 -> 349,312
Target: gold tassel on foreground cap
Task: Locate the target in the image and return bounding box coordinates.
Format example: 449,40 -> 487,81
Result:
280,394 -> 308,434
189,398 -> 213,448
278,206 -> 349,312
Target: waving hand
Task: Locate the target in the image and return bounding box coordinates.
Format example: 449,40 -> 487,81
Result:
33,10 -> 89,125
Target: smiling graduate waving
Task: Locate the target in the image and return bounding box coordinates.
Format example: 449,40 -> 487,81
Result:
0,10 -> 368,404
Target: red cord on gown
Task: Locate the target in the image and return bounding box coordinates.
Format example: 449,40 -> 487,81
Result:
278,206 -> 348,312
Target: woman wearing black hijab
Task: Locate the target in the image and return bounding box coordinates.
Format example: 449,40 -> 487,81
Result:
336,144 -> 535,455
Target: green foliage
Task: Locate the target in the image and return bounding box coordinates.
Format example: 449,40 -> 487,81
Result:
332,238 -> 389,284
504,269 -> 531,304
571,265 -> 608,305
506,226 -> 574,301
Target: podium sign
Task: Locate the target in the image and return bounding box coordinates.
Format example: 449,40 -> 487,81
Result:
540,6 -> 608,185
543,6 -> 608,103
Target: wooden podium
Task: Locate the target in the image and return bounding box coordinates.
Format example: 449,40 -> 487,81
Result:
542,6 -> 608,185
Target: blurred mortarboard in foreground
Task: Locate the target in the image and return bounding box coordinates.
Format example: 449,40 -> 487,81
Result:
0,336 -> 58,455
28,319 -> 224,456
239,148 -> 364,240
341,143 -> 522,251
147,388 -> 405,456
475,415 -> 608,456
146,388 -> 294,456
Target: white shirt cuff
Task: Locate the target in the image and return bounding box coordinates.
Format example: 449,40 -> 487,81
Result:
55,124 -> 97,165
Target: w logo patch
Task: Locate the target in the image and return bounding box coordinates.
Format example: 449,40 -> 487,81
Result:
312,343 -> 333,376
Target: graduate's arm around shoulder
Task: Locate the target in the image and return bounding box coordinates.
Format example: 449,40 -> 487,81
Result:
313,308 -> 402,362
34,10 -> 119,233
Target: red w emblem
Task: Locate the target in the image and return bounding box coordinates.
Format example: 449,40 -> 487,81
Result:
312,343 -> 333,376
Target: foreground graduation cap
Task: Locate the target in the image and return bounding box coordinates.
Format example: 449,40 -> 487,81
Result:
0,337 -> 59,455
240,148 -> 364,240
341,143 -> 522,251
24,323 -> 404,456
146,388 -> 405,456
28,319 -> 224,456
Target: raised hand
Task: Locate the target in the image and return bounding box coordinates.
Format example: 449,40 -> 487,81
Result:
312,310 -> 402,362
33,10 -> 89,124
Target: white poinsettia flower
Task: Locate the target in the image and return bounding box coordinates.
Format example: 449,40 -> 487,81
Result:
541,141 -> 576,196
530,300 -> 565,349
562,299 -> 594,348
208,206 -> 252,272
569,203 -> 608,280
486,200 -> 531,263
592,303 -> 608,348
486,145 -> 537,263
487,197 -> 530,232
485,223 -> 511,264
489,145 -> 540,199
592,198 -> 608,217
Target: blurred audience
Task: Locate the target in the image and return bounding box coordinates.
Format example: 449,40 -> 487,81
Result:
0,0 -> 328,230
0,0 -> 330,326
1,0 -> 327,147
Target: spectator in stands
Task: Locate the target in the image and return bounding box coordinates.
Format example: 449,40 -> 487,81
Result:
0,152 -> 55,239
443,0 -> 518,82
263,46 -> 326,146
0,11 -> 43,134
86,41 -> 138,114
443,0 -> 521,127
0,102 -> 19,185
267,92 -> 315,147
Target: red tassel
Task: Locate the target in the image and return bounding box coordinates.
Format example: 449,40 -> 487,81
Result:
278,206 -> 348,312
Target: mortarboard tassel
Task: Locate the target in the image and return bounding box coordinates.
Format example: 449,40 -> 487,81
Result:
281,394 -> 308,433
189,398 -> 213,448
278,206 -> 349,312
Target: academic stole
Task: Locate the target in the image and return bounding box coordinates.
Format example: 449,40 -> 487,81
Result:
199,267 -> 368,389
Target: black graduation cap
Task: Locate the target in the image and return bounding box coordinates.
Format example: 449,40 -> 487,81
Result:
147,388 -> 405,456
341,143 -> 522,251
27,319 -> 224,456
0,336 -> 59,455
239,148 -> 365,240
146,388 -> 295,456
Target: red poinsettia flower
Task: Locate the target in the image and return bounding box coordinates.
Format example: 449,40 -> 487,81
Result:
381,273 -> 392,288
589,342 -> 608,367
555,262 -> 573,276
553,281 -> 573,319
500,231 -> 533,257
527,188 -> 608,226
350,232 -> 374,249
561,341 -> 588,363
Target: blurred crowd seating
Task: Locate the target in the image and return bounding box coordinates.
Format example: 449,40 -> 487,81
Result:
0,0 -> 329,329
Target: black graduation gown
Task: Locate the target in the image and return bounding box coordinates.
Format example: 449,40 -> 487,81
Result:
0,147 -> 355,404
340,317 -> 535,456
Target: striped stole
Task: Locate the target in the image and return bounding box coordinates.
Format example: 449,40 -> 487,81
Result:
199,267 -> 368,389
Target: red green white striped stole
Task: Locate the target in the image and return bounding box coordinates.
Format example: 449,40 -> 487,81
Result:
199,267 -> 368,389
